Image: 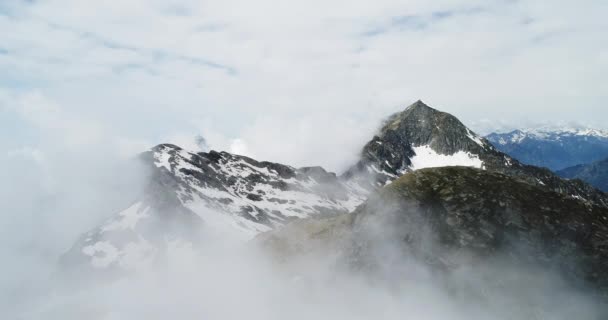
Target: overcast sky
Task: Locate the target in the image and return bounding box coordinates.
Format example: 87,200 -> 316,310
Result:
1,0 -> 607,171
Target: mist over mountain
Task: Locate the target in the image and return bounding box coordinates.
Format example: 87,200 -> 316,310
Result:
59,101 -> 608,278
4,1 -> 608,318
260,166 -> 608,292
6,101 -> 608,319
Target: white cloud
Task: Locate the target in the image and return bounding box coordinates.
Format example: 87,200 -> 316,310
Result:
0,0 -> 607,170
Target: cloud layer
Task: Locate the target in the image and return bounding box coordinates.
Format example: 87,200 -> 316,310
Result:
1,0 -> 607,170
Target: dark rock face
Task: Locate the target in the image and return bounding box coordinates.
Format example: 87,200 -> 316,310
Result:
342,100 -> 492,187
259,167 -> 608,292
343,101 -> 608,208
376,100 -> 489,155
558,158 -> 608,192
486,129 -> 608,171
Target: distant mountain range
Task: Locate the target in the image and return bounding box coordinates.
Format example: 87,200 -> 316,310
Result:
558,158 -> 608,192
485,127 -> 608,171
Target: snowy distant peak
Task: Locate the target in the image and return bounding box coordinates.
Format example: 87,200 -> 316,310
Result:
525,125 -> 608,138
485,126 -> 608,171
487,127 -> 608,145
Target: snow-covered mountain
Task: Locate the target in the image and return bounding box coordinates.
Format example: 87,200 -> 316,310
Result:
486,127 -> 608,171
61,145 -> 369,275
62,101 -> 608,275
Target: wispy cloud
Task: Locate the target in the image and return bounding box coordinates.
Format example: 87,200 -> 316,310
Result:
0,0 -> 607,170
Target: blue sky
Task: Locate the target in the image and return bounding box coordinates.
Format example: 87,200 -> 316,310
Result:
1,0 -> 607,171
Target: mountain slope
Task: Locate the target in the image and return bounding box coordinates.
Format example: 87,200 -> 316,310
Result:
558,158 -> 608,192
61,144 -> 367,274
486,128 -> 608,171
259,166 -> 608,291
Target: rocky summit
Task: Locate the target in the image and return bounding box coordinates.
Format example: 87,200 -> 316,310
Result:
62,100 -> 608,276
342,100 -> 492,188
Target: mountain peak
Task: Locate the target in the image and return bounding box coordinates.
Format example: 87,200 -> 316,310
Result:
406,99 -> 434,111
342,102 -> 491,189
378,101 -> 485,154
399,100 -> 442,121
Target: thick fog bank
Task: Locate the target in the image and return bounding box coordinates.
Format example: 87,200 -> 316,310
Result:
11,210 -> 608,320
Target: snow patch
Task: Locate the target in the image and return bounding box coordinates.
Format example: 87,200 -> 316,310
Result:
410,145 -> 484,170
466,129 -> 485,147
153,150 -> 172,170
102,202 -> 150,232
